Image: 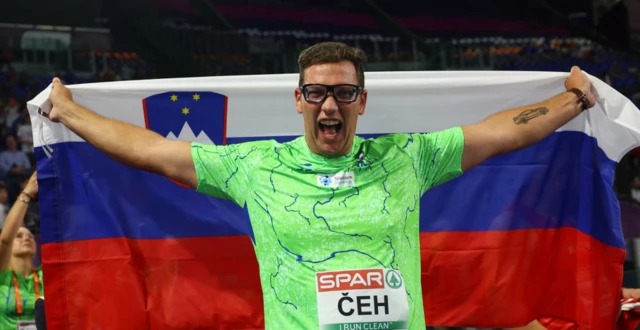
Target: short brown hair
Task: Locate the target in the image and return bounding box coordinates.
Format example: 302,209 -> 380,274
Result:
298,42 -> 367,88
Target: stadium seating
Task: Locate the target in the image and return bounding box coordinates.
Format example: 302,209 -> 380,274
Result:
372,0 -> 571,37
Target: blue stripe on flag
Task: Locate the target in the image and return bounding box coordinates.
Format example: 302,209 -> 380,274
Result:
34,131 -> 622,249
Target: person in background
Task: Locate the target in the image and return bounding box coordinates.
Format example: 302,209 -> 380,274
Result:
9,107 -> 28,141
15,112 -> 34,167
0,136 -> 32,205
0,172 -> 42,329
4,98 -> 19,132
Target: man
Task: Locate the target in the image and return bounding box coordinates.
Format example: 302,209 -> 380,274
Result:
45,42 -> 594,329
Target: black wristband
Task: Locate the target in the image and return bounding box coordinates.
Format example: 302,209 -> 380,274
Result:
567,88 -> 590,111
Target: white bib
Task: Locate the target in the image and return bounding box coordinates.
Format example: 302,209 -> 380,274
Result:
316,268 -> 410,330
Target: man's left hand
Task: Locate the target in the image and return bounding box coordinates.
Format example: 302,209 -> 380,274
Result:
564,66 -> 596,108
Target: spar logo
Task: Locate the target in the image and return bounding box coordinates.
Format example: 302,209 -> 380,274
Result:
316,269 -> 402,292
385,270 -> 402,289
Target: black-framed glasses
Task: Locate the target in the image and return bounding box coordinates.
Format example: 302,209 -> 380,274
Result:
300,84 -> 363,104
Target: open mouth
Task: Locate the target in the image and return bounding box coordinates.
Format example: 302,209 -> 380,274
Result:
318,120 -> 342,139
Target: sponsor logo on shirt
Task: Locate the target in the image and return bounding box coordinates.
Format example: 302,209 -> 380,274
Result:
315,269 -> 409,330
317,172 -> 355,188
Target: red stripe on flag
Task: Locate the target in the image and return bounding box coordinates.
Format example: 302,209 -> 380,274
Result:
42,236 -> 264,330
41,228 -> 625,329
420,228 -> 625,329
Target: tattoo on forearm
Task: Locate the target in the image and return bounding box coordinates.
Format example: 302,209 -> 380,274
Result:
512,107 -> 549,125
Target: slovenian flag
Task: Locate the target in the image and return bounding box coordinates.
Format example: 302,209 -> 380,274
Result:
28,71 -> 640,329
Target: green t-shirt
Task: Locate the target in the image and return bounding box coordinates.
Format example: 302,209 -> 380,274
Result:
0,267 -> 44,330
192,127 -> 465,330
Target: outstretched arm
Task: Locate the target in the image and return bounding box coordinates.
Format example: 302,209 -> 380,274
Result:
46,78 -> 197,188
0,172 -> 38,273
460,66 -> 595,172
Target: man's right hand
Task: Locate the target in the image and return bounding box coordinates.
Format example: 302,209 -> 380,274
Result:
48,77 -> 73,123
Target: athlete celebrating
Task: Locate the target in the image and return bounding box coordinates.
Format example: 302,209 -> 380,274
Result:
45,42 -> 594,329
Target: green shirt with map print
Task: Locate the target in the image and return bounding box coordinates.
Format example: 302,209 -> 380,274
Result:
191,127 -> 465,330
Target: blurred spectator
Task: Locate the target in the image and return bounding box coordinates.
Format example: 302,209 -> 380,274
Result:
4,98 -> 19,132
0,136 -> 32,205
121,63 -> 133,80
16,112 -> 33,155
0,172 -> 42,329
10,107 -> 29,140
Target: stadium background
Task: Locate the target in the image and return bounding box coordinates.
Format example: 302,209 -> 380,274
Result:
1,0 -> 640,329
